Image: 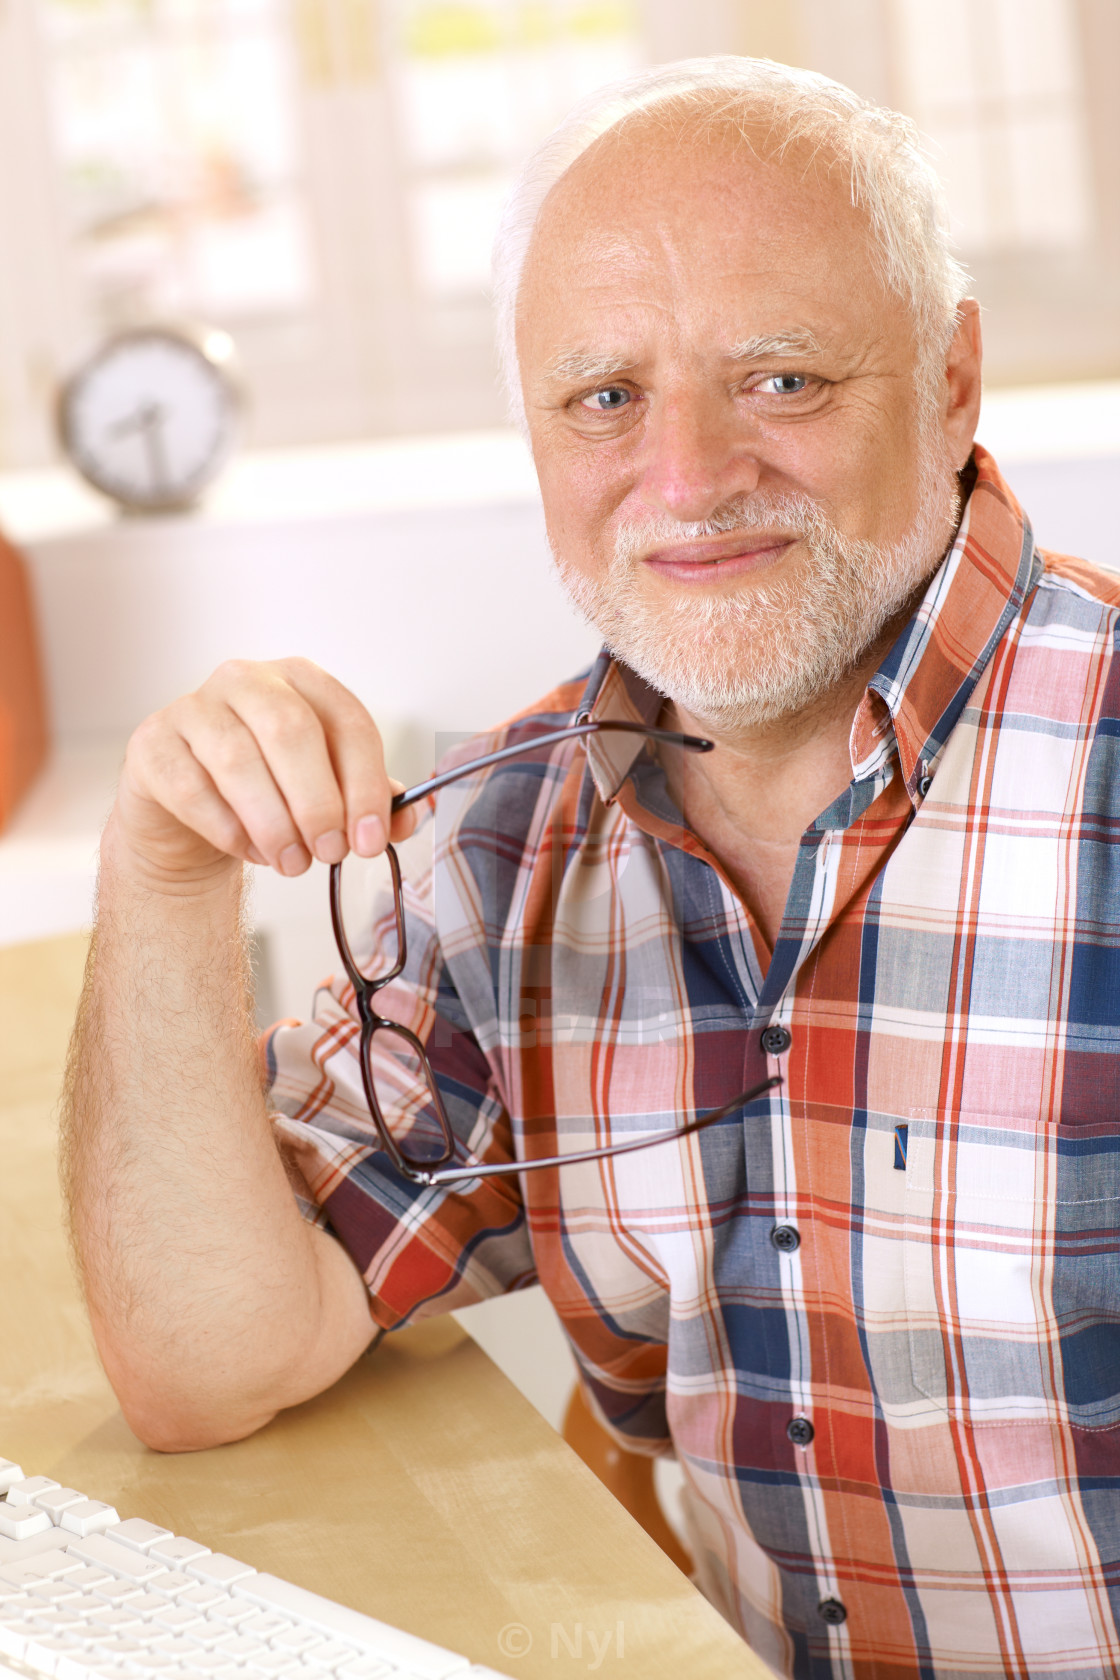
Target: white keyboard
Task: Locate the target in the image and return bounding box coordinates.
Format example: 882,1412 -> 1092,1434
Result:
0,1459 -> 510,1680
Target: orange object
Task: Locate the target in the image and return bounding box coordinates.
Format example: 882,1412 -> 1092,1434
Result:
562,1382 -> 693,1576
0,529 -> 49,830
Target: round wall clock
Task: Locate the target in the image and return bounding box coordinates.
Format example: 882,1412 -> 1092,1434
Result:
57,326 -> 240,513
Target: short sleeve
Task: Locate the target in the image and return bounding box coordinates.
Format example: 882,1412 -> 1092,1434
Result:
261,814 -> 538,1330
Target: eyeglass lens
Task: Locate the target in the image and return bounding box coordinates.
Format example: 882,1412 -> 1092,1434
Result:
362,1021 -> 455,1171
334,849 -> 401,984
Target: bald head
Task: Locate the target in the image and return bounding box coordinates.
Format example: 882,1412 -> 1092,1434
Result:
505,98 -> 981,737
516,114 -> 907,429
492,58 -> 969,429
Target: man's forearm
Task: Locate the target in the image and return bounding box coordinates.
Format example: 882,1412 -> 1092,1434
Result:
61,817 -> 373,1451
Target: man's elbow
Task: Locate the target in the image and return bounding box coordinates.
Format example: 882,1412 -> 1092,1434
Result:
93,1332 -> 281,1454
114,1381 -> 279,1454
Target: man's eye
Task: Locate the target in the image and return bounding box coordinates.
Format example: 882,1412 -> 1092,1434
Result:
579,387 -> 631,412
755,374 -> 809,395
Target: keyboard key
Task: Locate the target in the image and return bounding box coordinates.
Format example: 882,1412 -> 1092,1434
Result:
176,1586 -> 226,1612
6,1479 -> 61,1507
67,1536 -> 170,1585
67,1594 -> 110,1620
56,1656 -> 125,1680
29,1582 -> 84,1605
0,1464 -> 24,1498
205,1601 -> 254,1628
269,1627 -> 324,1655
65,1570 -> 114,1592
0,1529 -> 83,1566
60,1504 -> 121,1539
34,1490 -> 87,1522
128,1592 -> 174,1621
31,1610 -> 85,1635
246,1656 -> 306,1677
184,1556 -> 256,1588
181,1623 -> 231,1649
0,1619 -> 30,1657
152,1607 -> 204,1633
0,1505 -> 53,1541
238,1614 -> 293,1641
112,1522 -> 172,1554
298,1641 -> 356,1669
334,1659 -> 393,1680
154,1636 -> 202,1660
232,1578 -> 469,1680
86,1609 -> 143,1633
90,1583 -> 145,1608
212,1634 -> 267,1661
145,1573 -> 196,1601
0,1551 -> 85,1585
147,1539 -> 209,1567
24,1634 -> 82,1675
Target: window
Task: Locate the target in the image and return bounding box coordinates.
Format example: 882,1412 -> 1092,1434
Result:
892,0 -> 1092,255
41,0 -> 315,328
788,0 -> 1120,386
0,0 -> 1117,472
390,2 -> 640,300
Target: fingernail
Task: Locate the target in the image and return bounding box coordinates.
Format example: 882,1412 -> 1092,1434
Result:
355,815 -> 386,857
279,842 -> 310,876
314,828 -> 348,864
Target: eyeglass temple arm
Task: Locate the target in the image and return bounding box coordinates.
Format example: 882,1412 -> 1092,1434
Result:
389,720 -> 714,813
415,1076 -> 782,1186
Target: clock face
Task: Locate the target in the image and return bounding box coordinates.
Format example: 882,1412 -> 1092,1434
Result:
59,329 -> 238,512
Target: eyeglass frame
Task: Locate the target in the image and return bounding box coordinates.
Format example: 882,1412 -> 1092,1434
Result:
329,717 -> 781,1186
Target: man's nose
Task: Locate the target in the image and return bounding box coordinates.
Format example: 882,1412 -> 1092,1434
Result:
637,390 -> 762,521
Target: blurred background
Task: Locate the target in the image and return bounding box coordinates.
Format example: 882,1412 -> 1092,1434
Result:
1,0 -> 1118,1456
0,0 -> 1117,461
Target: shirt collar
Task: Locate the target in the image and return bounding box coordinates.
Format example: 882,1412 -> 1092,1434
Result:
858,444 -> 1041,804
575,445 -> 1042,811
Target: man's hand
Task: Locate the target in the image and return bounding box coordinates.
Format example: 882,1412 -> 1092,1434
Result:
63,658 -> 416,1453
116,657 -> 415,887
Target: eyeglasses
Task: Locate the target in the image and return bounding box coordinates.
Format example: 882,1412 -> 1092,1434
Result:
329,718 -> 781,1186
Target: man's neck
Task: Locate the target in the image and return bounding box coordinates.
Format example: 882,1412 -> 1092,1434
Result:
659,624 -> 905,950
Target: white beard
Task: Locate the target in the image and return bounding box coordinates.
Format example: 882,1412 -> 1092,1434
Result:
553,432 -> 962,732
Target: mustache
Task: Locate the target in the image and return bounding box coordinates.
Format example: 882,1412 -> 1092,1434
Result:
613,491 -> 835,566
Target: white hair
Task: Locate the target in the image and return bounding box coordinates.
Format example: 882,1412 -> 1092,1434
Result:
491,56 -> 970,429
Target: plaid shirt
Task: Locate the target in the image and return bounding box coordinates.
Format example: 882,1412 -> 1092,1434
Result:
266,446 -> 1120,1679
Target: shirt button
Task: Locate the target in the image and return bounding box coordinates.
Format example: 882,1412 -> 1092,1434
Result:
770,1224 -> 800,1253
787,1416 -> 814,1447
818,1598 -> 847,1626
760,1024 -> 791,1056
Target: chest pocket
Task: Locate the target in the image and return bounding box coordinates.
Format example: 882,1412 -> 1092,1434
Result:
902,1115 -> 1120,1431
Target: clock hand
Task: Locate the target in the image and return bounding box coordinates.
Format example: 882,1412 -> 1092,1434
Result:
110,401 -> 170,498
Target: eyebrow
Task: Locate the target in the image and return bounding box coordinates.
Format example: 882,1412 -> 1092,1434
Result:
539,330 -> 823,389
725,330 -> 823,360
539,350 -> 637,386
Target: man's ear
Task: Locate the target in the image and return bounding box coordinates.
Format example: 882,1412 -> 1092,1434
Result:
941,298 -> 983,472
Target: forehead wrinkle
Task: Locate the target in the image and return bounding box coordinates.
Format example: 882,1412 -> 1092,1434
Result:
532,328 -> 824,388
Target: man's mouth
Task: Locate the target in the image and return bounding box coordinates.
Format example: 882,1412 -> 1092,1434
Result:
639,531 -> 798,583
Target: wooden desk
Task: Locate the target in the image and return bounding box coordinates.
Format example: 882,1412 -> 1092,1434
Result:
0,935 -> 765,1679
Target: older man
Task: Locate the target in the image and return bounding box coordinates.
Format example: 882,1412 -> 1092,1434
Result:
63,57 -> 1120,1680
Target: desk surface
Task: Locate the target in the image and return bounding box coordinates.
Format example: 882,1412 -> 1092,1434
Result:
0,934 -> 764,1679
